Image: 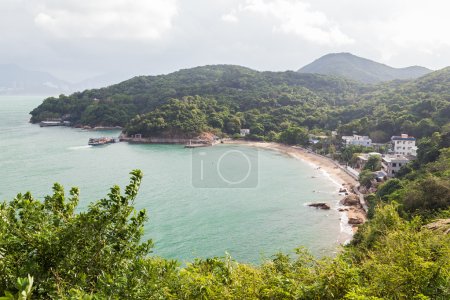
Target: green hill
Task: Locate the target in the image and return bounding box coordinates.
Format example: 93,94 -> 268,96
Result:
298,52 -> 432,84
29,64 -> 449,142
30,65 -> 364,136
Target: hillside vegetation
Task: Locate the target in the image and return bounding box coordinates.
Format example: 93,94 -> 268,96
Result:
30,65 -> 449,145
298,52 -> 432,84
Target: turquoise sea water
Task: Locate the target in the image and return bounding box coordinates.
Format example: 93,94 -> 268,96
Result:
0,96 -> 350,264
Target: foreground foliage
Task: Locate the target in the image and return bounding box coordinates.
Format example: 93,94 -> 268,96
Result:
1,170 -> 449,299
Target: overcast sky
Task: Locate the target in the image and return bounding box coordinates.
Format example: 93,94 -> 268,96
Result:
1,0 -> 449,82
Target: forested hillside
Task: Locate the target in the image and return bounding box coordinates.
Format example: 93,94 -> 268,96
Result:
29,65 -> 365,135
30,64 -> 449,143
298,52 -> 432,83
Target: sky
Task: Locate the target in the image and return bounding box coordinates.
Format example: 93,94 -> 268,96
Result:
1,0 -> 450,82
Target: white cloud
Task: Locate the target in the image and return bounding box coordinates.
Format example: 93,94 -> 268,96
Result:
221,13 -> 239,23
303,0 -> 450,67
2,0 -> 450,80
379,3 -> 450,54
34,0 -> 178,40
224,0 -> 353,46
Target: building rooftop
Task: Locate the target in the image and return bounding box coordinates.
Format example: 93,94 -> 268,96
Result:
382,154 -> 410,163
391,133 -> 416,141
357,152 -> 382,160
343,134 -> 371,140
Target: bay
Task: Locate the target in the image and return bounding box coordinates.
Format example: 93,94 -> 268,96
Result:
0,96 -> 349,264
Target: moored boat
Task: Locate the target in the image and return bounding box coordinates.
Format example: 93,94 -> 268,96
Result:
88,137 -> 119,146
39,120 -> 71,127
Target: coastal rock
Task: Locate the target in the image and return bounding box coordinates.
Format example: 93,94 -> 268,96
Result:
348,217 -> 364,225
340,194 -> 360,206
308,203 -> 331,210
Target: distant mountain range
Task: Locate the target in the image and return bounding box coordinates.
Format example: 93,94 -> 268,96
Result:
298,53 -> 433,84
0,64 -> 72,95
0,64 -> 130,96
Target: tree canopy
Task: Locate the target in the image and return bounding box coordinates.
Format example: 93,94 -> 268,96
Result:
29,65 -> 450,143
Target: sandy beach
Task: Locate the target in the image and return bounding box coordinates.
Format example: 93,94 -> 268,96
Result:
223,140 -> 367,234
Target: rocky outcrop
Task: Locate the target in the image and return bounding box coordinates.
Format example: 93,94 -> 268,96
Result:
340,194 -> 360,206
348,216 -> 364,225
308,203 -> 331,210
424,219 -> 450,234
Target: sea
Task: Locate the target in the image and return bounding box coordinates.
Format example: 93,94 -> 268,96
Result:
0,96 -> 351,264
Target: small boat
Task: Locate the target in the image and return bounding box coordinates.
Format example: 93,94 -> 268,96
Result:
88,137 -> 119,146
40,121 -> 63,127
40,120 -> 71,127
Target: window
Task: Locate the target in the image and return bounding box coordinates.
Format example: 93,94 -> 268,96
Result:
392,163 -> 397,167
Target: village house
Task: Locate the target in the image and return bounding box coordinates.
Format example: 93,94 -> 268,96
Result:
391,134 -> 417,156
240,129 -> 250,137
308,134 -> 328,145
355,152 -> 382,169
342,134 -> 372,147
382,154 -> 410,177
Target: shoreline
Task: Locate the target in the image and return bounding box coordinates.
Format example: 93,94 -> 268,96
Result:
222,140 -> 367,238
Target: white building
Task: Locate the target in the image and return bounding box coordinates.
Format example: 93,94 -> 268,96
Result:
240,129 -> 250,136
342,134 -> 372,147
355,152 -> 382,169
391,134 -> 417,156
382,154 -> 410,178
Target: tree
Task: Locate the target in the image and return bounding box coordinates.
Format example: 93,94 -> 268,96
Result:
278,126 -> 308,145
416,118 -> 439,138
359,170 -> 375,188
416,133 -> 441,165
225,116 -> 241,134
0,170 -> 153,298
364,155 -> 382,171
376,179 -> 403,201
403,175 -> 450,216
